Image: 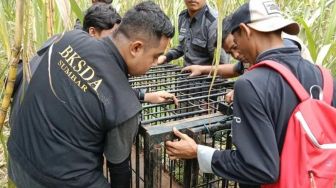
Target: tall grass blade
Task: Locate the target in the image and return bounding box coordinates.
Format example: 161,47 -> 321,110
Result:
55,0 -> 72,30
69,0 -> 83,24
297,17 -> 317,61
324,0 -> 336,44
316,43 -> 332,66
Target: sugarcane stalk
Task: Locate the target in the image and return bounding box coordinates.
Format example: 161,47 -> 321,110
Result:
1,0 -> 24,187
0,0 -> 24,131
46,0 -> 54,37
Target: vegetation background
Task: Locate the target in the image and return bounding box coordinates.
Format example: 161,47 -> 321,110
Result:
0,0 -> 335,187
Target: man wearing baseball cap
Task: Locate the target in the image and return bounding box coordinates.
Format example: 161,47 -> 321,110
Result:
165,0 -> 336,187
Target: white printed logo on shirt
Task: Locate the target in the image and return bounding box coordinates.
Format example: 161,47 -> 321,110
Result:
233,116 -> 241,124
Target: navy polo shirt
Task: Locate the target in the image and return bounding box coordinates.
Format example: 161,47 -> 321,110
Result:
8,30 -> 141,187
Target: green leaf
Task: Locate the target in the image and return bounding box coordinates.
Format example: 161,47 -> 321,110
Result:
297,17 -> 318,62
69,0 -> 83,23
324,0 -> 336,44
0,3 -> 11,58
316,43 -> 332,66
55,0 -> 72,30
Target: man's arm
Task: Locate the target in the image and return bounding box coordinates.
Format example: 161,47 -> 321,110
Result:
133,88 -> 178,106
211,78 -> 279,184
166,78 -> 280,184
144,91 -> 178,106
157,15 -> 185,64
157,43 -> 185,64
181,63 -> 241,78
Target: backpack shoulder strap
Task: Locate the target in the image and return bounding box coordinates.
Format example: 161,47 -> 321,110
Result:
249,60 -> 310,102
317,65 -> 334,104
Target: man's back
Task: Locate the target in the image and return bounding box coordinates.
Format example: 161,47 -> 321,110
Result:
214,46 -> 336,184
8,30 -> 141,187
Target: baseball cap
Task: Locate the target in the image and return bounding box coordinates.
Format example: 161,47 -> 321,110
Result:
225,0 -> 300,35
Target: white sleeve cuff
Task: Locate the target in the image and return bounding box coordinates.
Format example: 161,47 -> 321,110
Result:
197,145 -> 217,174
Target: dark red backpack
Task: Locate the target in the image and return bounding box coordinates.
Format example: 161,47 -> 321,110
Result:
250,60 -> 336,188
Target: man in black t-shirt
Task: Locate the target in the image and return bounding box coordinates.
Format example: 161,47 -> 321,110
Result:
10,3 -> 176,188
82,4 -> 177,187
8,1 -> 175,188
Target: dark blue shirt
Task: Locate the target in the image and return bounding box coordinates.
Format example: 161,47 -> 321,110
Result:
165,5 -> 229,66
211,47 -> 336,185
8,30 -> 141,187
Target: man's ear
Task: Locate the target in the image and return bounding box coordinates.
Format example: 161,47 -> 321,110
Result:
88,27 -> 97,37
239,23 -> 251,39
129,41 -> 144,57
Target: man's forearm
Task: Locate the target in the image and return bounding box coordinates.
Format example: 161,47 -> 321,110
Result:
217,64 -> 240,78
207,64 -> 239,78
165,46 -> 184,63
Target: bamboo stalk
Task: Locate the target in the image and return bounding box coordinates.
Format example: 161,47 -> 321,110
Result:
0,0 -> 24,129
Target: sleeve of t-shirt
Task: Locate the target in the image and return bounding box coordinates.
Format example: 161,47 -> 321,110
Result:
133,88 -> 140,100
165,16 -> 185,63
165,42 -> 184,63
233,61 -> 245,75
210,78 -> 280,184
197,145 -> 216,173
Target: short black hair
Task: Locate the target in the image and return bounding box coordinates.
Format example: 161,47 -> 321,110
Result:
83,3 -> 121,33
115,1 -> 174,43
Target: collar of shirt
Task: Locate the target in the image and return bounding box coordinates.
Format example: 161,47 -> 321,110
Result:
256,46 -> 301,63
102,36 -> 129,77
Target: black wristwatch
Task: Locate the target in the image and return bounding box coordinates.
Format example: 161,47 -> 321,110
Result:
138,88 -> 147,102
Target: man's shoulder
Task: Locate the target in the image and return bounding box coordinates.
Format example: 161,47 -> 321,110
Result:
204,5 -> 217,23
241,66 -> 274,80
236,66 -> 278,92
179,9 -> 188,17
64,29 -> 90,39
62,30 -> 105,49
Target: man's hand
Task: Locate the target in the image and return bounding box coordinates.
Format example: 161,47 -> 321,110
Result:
157,55 -> 167,65
181,65 -> 205,77
225,90 -> 234,104
165,127 -> 198,160
144,91 -> 178,106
